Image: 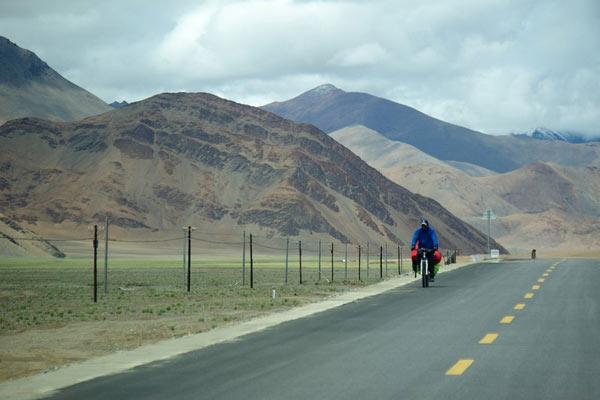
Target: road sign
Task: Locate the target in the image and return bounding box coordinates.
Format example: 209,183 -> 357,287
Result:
481,209 -> 497,220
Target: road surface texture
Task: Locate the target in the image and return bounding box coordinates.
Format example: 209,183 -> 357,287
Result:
45,259 -> 600,400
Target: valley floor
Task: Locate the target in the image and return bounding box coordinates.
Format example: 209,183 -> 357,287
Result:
0,255 -> 422,382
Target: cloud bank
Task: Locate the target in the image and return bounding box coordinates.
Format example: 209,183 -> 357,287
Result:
1,0 -> 598,135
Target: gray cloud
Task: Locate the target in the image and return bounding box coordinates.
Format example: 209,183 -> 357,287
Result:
1,0 -> 599,135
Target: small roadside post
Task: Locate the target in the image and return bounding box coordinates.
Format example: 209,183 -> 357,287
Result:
331,242 -> 334,282
249,233 -> 254,289
299,240 -> 303,284
182,227 -> 187,288
367,242 -> 370,278
344,243 -> 348,280
187,226 -> 192,292
93,225 -> 98,303
242,231 -> 246,286
379,245 -> 383,279
104,216 -> 109,295
318,240 -> 322,281
285,238 -> 289,284
358,245 -> 362,281
385,243 -> 388,276
397,245 -> 401,275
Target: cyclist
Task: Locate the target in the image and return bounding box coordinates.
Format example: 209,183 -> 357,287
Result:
411,218 -> 439,281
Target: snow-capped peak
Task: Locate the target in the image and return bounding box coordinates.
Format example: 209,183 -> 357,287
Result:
529,127 -> 568,141
311,84 -> 340,94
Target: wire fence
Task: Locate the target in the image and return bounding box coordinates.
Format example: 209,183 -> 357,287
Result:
1,226 -> 461,304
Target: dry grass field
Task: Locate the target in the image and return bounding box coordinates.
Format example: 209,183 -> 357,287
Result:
0,254 -> 404,382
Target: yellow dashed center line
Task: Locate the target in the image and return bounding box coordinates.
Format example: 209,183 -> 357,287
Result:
479,333 -> 499,344
446,359 -> 474,375
445,261 -> 561,377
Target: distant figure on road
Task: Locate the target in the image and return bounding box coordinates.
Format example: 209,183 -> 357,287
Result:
411,218 -> 440,281
531,249 -> 536,260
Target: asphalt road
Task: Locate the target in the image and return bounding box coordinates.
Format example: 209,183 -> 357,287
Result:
46,259 -> 600,400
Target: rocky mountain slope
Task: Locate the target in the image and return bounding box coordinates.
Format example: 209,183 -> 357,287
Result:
0,92 -> 503,255
263,85 -> 600,173
0,213 -> 65,258
0,36 -> 111,125
332,126 -> 600,252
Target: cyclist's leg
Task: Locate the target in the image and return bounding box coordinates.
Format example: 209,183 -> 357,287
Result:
427,251 -> 436,277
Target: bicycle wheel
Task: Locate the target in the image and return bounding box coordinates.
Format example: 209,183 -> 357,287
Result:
421,260 -> 426,287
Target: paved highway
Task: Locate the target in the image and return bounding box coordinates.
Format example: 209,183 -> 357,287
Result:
46,259 -> 600,400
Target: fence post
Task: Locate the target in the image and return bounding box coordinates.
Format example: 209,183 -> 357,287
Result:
318,240 -> 321,281
358,245 -> 362,281
104,216 -> 109,295
367,242 -> 370,279
187,226 -> 191,292
299,240 -> 303,284
182,228 -> 187,287
385,242 -> 388,276
93,225 -> 98,303
331,242 -> 334,282
344,243 -> 348,280
379,245 -> 383,279
400,246 -> 403,274
242,231 -> 246,286
285,238 -> 289,285
250,234 -> 254,289
397,245 -> 401,275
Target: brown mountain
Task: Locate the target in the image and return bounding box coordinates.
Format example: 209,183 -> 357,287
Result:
0,92 -> 503,255
0,36 -> 111,125
0,213 -> 65,258
263,84 -> 599,173
332,126 -> 600,252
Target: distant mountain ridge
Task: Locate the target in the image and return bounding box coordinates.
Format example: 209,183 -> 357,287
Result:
263,84 -> 600,173
0,92 -> 503,255
110,101 -> 129,109
0,36 -> 111,125
513,127 -> 600,144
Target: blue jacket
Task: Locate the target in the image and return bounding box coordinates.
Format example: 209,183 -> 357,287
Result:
411,226 -> 439,250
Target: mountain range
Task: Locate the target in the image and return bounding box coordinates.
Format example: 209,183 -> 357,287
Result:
2,36 -> 597,256
0,36 -> 111,125
263,85 -> 599,173
0,92 -> 502,255
331,126 -> 600,252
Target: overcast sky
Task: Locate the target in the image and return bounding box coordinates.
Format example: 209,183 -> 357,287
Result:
1,0 -> 599,135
